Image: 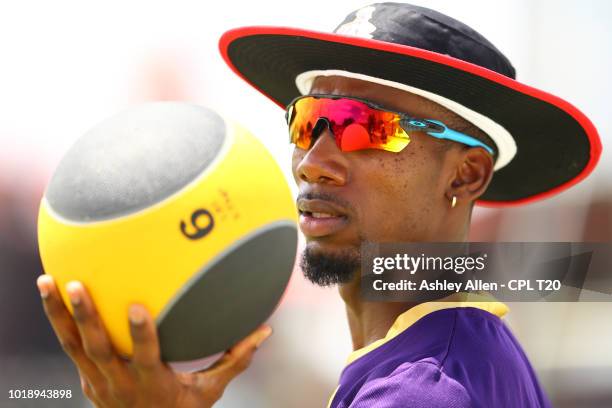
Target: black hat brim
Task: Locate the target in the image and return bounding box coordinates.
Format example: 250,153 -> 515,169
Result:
219,26 -> 602,207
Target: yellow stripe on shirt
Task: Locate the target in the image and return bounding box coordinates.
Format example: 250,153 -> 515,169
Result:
345,292 -> 508,365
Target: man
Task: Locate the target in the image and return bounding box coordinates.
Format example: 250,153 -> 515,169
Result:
37,2 -> 600,407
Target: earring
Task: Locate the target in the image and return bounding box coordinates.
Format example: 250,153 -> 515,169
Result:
451,195 -> 457,208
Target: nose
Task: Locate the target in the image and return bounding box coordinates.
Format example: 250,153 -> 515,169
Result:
293,120 -> 349,186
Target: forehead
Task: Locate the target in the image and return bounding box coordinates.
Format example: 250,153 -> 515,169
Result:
308,75 -> 447,119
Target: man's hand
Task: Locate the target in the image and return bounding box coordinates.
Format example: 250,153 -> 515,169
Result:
36,275 -> 272,408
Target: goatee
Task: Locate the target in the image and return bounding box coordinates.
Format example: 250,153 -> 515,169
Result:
299,245 -> 361,287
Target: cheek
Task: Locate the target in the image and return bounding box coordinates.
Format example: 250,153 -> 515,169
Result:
353,145 -> 441,240
291,148 -> 304,183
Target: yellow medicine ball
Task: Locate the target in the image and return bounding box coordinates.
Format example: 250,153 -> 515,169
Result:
38,102 -> 298,361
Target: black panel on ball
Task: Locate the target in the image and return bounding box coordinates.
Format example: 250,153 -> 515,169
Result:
156,222 -> 297,362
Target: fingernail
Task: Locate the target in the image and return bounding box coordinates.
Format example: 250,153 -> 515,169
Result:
36,275 -> 52,299
255,326 -> 273,348
66,281 -> 83,306
128,305 -> 146,326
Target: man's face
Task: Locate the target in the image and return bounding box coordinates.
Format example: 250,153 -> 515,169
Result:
292,75 -> 472,286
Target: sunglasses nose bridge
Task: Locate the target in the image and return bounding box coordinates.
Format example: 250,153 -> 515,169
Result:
295,116 -> 349,185
304,116 -> 334,149
312,117 -> 332,140
306,116 -> 348,156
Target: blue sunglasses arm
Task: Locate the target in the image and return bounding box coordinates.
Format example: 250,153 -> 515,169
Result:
424,119 -> 494,155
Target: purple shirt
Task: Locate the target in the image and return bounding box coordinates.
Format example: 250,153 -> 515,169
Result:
329,307 -> 551,408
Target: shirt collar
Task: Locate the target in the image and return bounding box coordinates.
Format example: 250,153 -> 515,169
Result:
345,292 -> 509,365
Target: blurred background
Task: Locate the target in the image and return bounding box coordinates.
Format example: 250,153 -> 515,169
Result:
1,0 -> 611,406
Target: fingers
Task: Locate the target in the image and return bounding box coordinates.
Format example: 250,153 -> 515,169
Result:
39,275 -> 264,407
37,275 -> 106,388
64,281 -> 135,401
128,304 -> 163,376
203,325 -> 273,388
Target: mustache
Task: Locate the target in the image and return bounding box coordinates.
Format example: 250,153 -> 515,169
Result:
296,191 -> 357,215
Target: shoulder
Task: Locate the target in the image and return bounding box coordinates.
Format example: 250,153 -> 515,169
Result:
445,307 -> 525,369
350,360 -> 471,408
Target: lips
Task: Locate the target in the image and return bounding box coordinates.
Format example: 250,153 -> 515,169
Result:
297,198 -> 349,238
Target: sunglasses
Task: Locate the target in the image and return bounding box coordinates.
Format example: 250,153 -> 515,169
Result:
286,94 -> 494,155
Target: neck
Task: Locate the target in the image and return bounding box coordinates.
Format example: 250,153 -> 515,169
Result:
339,225 -> 470,351
339,274 -> 415,351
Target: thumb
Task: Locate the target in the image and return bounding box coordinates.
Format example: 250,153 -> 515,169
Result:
203,325 -> 273,382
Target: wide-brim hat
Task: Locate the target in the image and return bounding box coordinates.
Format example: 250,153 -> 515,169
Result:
219,2 -> 601,207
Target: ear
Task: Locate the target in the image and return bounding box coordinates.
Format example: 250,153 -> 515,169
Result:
446,147 -> 494,204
